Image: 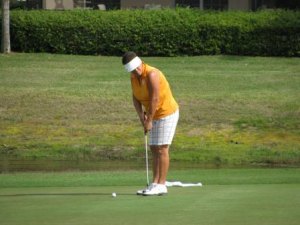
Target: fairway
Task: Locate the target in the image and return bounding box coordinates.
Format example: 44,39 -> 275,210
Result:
1,53 -> 300,224
1,168 -> 300,225
1,7 -> 300,224
0,54 -> 299,165
1,185 -> 299,225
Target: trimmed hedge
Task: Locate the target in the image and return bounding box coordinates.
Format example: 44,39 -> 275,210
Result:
2,8 -> 300,56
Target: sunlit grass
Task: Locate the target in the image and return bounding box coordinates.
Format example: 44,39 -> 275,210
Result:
0,53 -> 299,165
1,169 -> 299,225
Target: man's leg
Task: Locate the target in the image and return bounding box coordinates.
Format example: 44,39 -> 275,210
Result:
157,145 -> 170,184
143,145 -> 170,196
151,145 -> 170,184
150,145 -> 159,183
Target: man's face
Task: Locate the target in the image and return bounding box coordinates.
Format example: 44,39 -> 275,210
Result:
131,64 -> 143,77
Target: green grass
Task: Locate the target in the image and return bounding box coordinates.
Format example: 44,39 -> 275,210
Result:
0,53 -> 300,165
1,168 -> 300,187
0,169 -> 300,225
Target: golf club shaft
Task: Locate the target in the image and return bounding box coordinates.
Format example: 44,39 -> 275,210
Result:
145,132 -> 149,186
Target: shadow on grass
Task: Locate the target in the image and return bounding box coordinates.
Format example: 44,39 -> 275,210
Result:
0,193 -> 135,197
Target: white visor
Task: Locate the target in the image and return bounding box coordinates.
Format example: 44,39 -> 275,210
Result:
124,57 -> 142,72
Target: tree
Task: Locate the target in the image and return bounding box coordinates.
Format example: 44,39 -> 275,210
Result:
1,0 -> 11,54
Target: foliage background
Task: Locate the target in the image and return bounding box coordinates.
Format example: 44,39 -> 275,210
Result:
0,8 -> 300,56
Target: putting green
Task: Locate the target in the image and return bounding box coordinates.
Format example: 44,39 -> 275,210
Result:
1,184 -> 299,225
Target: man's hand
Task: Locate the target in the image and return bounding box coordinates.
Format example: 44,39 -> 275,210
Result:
139,113 -> 145,127
144,120 -> 152,133
142,112 -> 152,134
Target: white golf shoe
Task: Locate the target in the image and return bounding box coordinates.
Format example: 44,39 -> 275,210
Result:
136,183 -> 157,195
143,184 -> 168,196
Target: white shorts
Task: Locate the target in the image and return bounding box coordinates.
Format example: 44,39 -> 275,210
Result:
149,110 -> 179,146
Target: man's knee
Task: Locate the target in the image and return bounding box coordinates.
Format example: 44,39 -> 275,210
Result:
157,145 -> 169,155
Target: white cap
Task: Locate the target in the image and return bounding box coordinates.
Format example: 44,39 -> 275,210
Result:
124,57 -> 142,72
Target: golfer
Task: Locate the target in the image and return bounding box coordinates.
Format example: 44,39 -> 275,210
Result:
122,51 -> 179,196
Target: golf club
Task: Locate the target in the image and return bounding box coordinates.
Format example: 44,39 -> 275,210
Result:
145,130 -> 149,187
144,112 -> 150,188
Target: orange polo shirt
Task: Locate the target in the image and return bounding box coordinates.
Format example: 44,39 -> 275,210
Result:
131,62 -> 179,120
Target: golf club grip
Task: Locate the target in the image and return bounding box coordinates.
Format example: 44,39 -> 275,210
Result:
144,111 -> 147,135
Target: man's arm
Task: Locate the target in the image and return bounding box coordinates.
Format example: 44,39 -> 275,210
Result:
145,70 -> 160,131
132,95 -> 144,126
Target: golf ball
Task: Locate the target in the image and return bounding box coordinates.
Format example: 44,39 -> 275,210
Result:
112,193 -> 117,198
